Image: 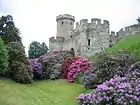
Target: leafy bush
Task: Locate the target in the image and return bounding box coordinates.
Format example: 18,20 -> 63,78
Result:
0,38 -> 9,75
67,58 -> 92,83
7,42 -> 33,83
39,51 -> 73,79
10,61 -> 33,84
78,76 -> 140,105
61,56 -> 80,79
82,50 -> 138,89
7,42 -> 28,64
29,50 -> 73,80
49,63 -> 62,80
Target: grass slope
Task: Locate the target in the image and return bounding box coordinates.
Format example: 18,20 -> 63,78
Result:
106,33 -> 140,53
0,78 -> 85,105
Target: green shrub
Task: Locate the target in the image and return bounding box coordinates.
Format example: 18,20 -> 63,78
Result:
7,42 -> 33,83
7,42 -> 28,64
10,61 -> 33,84
0,38 -> 9,75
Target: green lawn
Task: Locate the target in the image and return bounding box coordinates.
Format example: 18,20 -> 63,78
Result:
106,33 -> 140,53
0,78 -> 85,105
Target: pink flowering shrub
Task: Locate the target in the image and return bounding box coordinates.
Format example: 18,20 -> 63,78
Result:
77,76 -> 140,105
67,58 -> 92,83
61,56 -> 80,79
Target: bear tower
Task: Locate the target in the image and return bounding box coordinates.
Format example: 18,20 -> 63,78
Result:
56,14 -> 75,38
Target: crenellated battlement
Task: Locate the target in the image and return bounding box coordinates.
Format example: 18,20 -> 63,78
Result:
56,36 -> 65,42
118,24 -> 139,37
109,24 -> 140,46
78,18 -> 109,25
49,37 -> 55,42
91,18 -> 101,25
111,31 -> 116,36
75,18 -> 109,30
56,14 -> 75,22
80,19 -> 88,25
49,36 -> 64,43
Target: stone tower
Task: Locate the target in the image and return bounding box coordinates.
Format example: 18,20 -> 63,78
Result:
56,14 -> 75,38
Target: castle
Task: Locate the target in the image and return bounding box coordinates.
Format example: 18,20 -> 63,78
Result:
49,14 -> 140,57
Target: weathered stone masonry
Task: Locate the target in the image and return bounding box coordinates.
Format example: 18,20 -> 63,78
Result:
49,14 -> 140,57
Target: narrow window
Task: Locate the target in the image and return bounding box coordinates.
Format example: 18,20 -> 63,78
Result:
62,21 -> 64,24
70,22 -> 72,25
88,39 -> 90,46
101,47 -> 103,50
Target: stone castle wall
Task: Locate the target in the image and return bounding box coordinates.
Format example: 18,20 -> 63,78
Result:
49,14 -> 140,57
110,24 -> 140,46
49,15 -> 110,57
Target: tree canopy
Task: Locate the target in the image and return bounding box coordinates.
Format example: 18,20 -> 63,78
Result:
28,41 -> 49,59
137,17 -> 140,23
0,15 -> 22,44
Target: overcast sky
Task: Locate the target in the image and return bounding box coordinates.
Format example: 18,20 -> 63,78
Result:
0,0 -> 140,54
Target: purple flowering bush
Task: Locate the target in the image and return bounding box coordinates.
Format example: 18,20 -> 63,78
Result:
28,58 -> 43,79
82,51 -> 138,89
28,50 -> 73,80
67,58 -> 92,83
82,73 -> 97,89
78,50 -> 140,105
78,76 -> 140,105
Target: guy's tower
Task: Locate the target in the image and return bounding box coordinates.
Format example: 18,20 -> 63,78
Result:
56,14 -> 75,38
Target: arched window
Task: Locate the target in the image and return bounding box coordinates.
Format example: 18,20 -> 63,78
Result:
101,47 -> 104,50
70,48 -> 75,57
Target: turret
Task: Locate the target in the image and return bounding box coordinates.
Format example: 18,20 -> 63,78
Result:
56,14 -> 75,38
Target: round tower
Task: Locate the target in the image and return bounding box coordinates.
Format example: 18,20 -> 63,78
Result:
56,14 -> 75,38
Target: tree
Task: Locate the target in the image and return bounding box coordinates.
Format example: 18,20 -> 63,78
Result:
137,17 -> 140,23
28,41 -> 49,59
7,42 -> 27,64
41,42 -> 49,55
0,15 -> 22,44
7,42 -> 33,84
0,38 -> 9,76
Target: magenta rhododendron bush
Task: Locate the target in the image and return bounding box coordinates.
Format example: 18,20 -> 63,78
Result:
61,56 -> 80,79
67,58 -> 92,83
